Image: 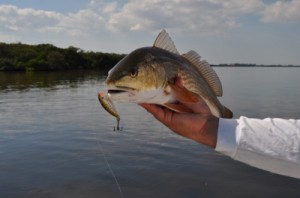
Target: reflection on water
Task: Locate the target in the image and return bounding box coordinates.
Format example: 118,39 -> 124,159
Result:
1,68 -> 300,198
0,70 -> 107,91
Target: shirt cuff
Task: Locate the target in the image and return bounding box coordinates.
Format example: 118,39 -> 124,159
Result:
215,118 -> 239,158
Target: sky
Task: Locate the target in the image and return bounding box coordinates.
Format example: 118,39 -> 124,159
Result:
0,0 -> 300,65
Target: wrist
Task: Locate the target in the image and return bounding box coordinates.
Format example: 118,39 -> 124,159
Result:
193,116 -> 219,148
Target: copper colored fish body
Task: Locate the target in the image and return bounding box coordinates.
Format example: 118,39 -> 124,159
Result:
105,30 -> 233,118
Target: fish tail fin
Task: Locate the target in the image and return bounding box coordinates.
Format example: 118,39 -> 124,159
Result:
222,106 -> 233,118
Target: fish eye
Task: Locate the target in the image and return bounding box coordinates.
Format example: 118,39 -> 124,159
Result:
129,69 -> 138,78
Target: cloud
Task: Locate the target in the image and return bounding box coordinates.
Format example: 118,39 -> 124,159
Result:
102,2 -> 118,14
101,0 -> 266,33
0,5 -> 62,32
46,9 -> 105,36
1,0 -> 299,38
0,0 -> 299,65
1,0 -> 299,49
101,0 -> 300,32
261,0 -> 300,23
0,4 -> 104,37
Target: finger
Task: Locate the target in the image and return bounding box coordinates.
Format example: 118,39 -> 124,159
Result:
139,103 -> 174,125
140,103 -> 201,139
140,103 -> 167,120
139,103 -> 159,114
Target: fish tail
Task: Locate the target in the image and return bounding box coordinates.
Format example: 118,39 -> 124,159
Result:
222,106 -> 233,118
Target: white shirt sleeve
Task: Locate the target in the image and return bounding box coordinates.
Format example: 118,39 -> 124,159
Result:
215,116 -> 300,179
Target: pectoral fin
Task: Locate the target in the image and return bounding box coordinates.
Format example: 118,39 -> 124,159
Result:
168,83 -> 200,103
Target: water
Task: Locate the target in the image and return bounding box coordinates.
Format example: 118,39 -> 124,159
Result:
0,68 -> 300,198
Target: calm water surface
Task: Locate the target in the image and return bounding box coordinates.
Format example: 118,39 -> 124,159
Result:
1,68 -> 300,198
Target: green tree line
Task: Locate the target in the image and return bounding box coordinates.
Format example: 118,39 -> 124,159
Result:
0,42 -> 126,71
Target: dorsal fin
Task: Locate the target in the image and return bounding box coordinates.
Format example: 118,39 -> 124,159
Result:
182,50 -> 223,96
153,29 -> 179,55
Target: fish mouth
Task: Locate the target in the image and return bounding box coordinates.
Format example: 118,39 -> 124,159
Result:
107,86 -> 136,95
106,86 -> 138,102
108,89 -> 127,94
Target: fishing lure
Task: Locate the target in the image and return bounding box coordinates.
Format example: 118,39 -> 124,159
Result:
98,92 -> 120,131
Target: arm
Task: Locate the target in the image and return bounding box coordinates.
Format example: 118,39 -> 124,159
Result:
217,117 -> 300,179
140,103 -> 300,179
140,103 -> 219,148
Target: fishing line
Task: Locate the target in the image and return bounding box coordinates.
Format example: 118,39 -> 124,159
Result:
97,138 -> 124,198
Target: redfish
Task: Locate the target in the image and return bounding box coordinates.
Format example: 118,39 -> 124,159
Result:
104,30 -> 232,118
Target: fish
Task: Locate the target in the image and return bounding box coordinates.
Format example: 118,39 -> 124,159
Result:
105,29 -> 233,118
98,92 -> 121,130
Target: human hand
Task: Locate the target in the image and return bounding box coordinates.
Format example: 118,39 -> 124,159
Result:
139,102 -> 219,148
